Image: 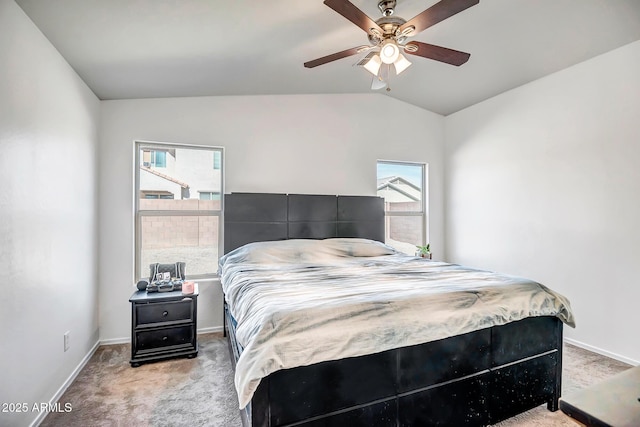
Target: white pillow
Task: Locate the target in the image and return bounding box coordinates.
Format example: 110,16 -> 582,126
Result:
321,238 -> 397,257
221,238 -> 396,266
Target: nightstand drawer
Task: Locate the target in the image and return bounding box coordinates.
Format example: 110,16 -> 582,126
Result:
135,325 -> 194,351
136,299 -> 193,325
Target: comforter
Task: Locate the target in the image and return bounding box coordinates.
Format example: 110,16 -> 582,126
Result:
218,238 -> 575,409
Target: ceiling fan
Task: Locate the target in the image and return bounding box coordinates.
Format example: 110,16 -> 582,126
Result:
304,0 -> 479,88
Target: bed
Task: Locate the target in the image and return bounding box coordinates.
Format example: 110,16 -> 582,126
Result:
221,192 -> 575,427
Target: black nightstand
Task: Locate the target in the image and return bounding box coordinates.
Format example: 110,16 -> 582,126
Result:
129,285 -> 198,367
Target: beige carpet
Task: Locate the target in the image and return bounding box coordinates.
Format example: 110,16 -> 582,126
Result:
42,334 -> 631,427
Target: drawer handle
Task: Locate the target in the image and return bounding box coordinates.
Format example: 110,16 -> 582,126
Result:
162,311 -> 168,317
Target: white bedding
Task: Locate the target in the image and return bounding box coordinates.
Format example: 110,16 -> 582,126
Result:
219,238 -> 575,409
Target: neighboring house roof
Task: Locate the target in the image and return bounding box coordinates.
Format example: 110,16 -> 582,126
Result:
140,166 -> 189,189
377,176 -> 421,202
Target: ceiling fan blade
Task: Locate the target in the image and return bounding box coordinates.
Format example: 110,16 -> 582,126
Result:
304,46 -> 370,68
399,0 -> 479,36
404,41 -> 470,66
323,0 -> 383,36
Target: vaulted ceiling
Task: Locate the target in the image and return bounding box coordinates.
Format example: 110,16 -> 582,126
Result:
15,0 -> 640,115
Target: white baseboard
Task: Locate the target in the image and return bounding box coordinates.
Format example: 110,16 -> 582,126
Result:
31,340 -> 100,427
99,327 -> 224,347
198,326 -> 223,334
564,337 -> 640,366
100,337 -> 129,345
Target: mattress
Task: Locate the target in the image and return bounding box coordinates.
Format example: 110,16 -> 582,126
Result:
219,238 -> 575,409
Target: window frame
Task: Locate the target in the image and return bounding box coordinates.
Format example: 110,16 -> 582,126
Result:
134,141 -> 224,281
376,160 -> 428,251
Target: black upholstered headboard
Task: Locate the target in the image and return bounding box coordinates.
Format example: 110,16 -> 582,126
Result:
223,193 -> 385,254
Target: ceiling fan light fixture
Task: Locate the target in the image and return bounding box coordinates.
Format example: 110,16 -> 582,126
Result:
370,28 -> 383,39
393,53 -> 411,75
371,75 -> 387,91
379,40 -> 400,64
363,54 -> 382,76
398,25 -> 415,38
404,43 -> 418,53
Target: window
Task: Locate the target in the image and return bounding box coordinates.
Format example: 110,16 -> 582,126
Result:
141,191 -> 174,200
142,150 -> 167,168
198,191 -> 220,201
213,151 -> 221,170
135,142 -> 223,280
376,161 -> 427,255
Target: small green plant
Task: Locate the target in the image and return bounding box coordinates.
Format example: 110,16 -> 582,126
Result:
416,244 -> 431,256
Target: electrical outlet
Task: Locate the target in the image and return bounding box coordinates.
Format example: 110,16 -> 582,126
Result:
64,331 -> 70,352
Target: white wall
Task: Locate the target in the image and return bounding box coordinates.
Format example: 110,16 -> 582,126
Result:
0,1 -> 101,426
445,40 -> 640,364
99,94 -> 445,341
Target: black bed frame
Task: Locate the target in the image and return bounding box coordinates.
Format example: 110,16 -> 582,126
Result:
223,193 -> 563,427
